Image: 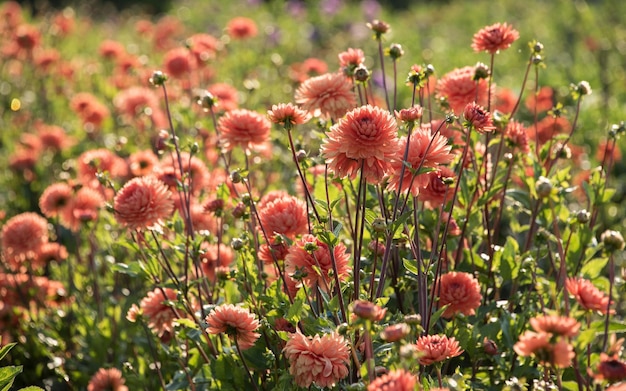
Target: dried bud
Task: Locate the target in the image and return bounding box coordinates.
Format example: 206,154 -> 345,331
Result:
354,65 -> 370,82
601,230 -> 625,252
367,19 -> 390,38
381,323 -> 410,342
351,300 -> 386,322
577,81 -> 592,96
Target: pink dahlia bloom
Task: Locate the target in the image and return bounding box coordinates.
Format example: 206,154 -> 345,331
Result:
114,176 -> 174,231
1,212 -> 48,267
267,103 -> 312,127
367,369 -> 417,391
436,66 -> 490,115
565,277 -> 613,314
437,272 -> 482,319
61,187 -> 105,231
414,334 -> 463,365
386,126 -> 454,195
257,191 -> 308,239
463,102 -> 496,133
471,22 -> 519,54
140,287 -> 180,338
217,109 -> 271,151
283,331 -> 350,388
87,368 -> 128,391
295,72 -> 356,120
206,304 -> 260,350
322,104 -> 399,183
39,182 -> 73,218
285,234 -> 351,293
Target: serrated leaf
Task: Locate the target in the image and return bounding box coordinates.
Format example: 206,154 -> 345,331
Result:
0,365 -> 22,391
580,257 -> 608,279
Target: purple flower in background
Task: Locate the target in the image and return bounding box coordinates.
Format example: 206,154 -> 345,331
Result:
361,0 -> 381,20
321,0 -> 343,15
287,0 -> 307,18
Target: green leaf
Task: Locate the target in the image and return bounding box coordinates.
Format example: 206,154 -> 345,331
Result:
0,366 -> 22,391
110,261 -> 147,278
580,257 -> 608,279
0,343 -> 16,362
18,387 -> 45,391
402,258 -> 418,275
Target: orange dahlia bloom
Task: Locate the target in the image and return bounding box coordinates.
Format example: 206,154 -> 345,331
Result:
594,353 -> 626,382
206,83 -> 239,112
437,271 -> 482,319
61,187 -> 105,231
87,368 -> 128,391
76,148 -> 128,189
267,103 -> 312,127
513,330 -> 551,359
283,331 -> 350,388
565,277 -> 613,314
128,150 -> 159,177
436,66 -> 490,115
205,304 -> 260,350
414,334 -> 463,365
1,212 -> 48,266
367,369 -> 416,391
226,17 -> 258,40
157,152 -> 210,195
420,167 -> 455,207
200,243 -> 234,282
295,72 -> 356,120
114,176 -> 174,231
217,109 -> 271,151
607,383 -> 626,391
322,104 -> 399,183
505,120 -> 530,154
471,22 -> 519,54
551,339 -> 575,368
140,287 -> 180,338
529,315 -> 580,337
463,102 -> 496,133
187,33 -> 219,63
39,182 -> 73,218
257,191 -> 308,239
285,234 -> 351,293
386,126 -> 454,195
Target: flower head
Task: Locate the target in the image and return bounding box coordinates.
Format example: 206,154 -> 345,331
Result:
114,176 -> 175,231
420,167 -> 456,207
140,287 -> 180,338
386,126 -> 454,196
1,212 -> 48,268
338,48 -> 365,76
39,182 -> 73,218
87,368 -> 128,391
206,304 -> 260,350
267,103 -> 312,127
529,315 -> 580,337
471,22 -> 519,54
437,66 -> 490,115
322,104 -> 399,183
593,353 -> 626,382
367,369 -> 416,391
285,234 -> 351,293
295,72 -> 356,120
217,109 -> 271,151
283,331 -> 350,388
257,191 -> 308,239
207,83 -> 239,112
437,271 -> 482,319
463,102 -> 496,133
566,277 -> 613,314
163,47 -> 193,79
414,334 -> 463,365
226,17 -> 258,40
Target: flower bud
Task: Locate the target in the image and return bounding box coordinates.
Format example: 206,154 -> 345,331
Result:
367,19 -> 390,37
380,323 -> 410,342
483,337 -> 498,355
388,43 -> 404,60
149,70 -> 168,86
535,176 -> 552,198
577,81 -> 592,96
231,238 -> 245,251
372,218 -> 386,234
404,314 -> 421,325
575,209 -> 590,224
232,202 -> 247,219
230,170 -> 242,183
296,149 -> 307,162
474,62 -> 490,80
351,300 -> 386,322
533,42 -> 544,54
197,90 -> 217,111
601,230 -> 625,252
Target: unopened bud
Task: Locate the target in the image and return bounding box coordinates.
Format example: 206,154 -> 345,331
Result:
576,209 -> 590,224
372,218 -> 386,233
388,43 -> 404,60
351,300 -> 386,322
535,176 -> 552,198
474,62 -> 490,80
354,65 -> 370,83
380,323 -> 410,342
231,238 -> 245,251
483,337 -> 498,355
601,230 -> 625,252
149,70 -> 167,86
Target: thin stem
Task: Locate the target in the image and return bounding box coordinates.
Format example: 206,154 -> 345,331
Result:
234,337 -> 260,391
376,38 -> 391,112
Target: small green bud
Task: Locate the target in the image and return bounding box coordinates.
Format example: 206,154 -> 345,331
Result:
149,70 -> 168,86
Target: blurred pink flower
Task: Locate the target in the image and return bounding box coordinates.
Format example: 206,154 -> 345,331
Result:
114,176 -> 174,231
283,331 -> 350,388
367,369 -> 416,391
437,66 -> 490,114
87,368 -> 128,391
414,334 -> 463,365
295,72 -> 356,120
